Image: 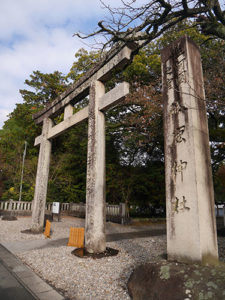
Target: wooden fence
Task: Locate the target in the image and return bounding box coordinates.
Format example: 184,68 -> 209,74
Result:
0,200 -> 129,224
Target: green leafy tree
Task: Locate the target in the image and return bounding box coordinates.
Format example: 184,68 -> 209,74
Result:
20,70 -> 67,107
104,21 -> 225,207
0,71 -> 68,201
1,23 -> 224,210
67,48 -> 101,82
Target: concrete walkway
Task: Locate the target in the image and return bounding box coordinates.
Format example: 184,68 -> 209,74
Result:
0,244 -> 64,300
0,262 -> 36,300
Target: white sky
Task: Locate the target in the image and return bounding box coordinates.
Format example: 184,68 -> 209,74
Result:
0,0 -> 118,128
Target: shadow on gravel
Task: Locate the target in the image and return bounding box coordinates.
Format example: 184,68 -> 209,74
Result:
36,238 -> 68,249
35,228 -> 166,250
106,229 -> 166,242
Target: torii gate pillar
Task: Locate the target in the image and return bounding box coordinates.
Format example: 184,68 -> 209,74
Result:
31,118 -> 53,232
85,80 -> 106,253
85,80 -> 130,253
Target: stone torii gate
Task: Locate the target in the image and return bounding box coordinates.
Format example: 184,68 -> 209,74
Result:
31,36 -> 218,263
32,45 -> 133,254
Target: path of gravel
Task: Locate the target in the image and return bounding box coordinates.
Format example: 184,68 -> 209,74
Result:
1,216 -> 224,300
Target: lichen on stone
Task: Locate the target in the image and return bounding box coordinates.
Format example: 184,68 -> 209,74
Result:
159,265 -> 170,280
194,270 -> 201,276
206,291 -> 213,299
206,281 -> 218,289
198,291 -> 214,300
184,279 -> 194,288
211,269 -> 216,276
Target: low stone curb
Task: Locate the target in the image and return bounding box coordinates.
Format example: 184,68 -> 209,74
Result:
0,244 -> 65,300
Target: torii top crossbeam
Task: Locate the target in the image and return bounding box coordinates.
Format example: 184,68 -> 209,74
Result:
33,42 -> 140,125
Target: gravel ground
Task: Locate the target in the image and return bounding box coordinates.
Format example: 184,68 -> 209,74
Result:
0,216 -> 147,241
1,216 -> 225,300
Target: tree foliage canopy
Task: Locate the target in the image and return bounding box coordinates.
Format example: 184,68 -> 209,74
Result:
0,22 -> 224,211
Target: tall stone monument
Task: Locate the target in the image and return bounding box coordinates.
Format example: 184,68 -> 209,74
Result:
161,36 -> 218,264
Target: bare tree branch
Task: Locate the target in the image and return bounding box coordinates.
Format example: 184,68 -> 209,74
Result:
74,0 -> 225,49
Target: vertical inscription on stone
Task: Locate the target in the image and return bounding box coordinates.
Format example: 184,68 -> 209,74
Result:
162,36 -> 218,264
164,42 -> 189,213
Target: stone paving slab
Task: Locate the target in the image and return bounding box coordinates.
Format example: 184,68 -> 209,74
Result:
0,263 -> 36,300
1,239 -> 50,253
0,244 -> 65,300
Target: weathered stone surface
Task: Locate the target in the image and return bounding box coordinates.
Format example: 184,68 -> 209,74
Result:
128,263 -> 185,300
34,135 -> 42,147
31,118 -> 53,232
34,106 -> 89,145
34,83 -> 130,146
85,80 -> 106,253
33,46 -> 132,124
161,35 -> 218,264
99,82 -> 129,111
63,104 -> 73,120
47,106 -> 88,140
128,261 -> 225,300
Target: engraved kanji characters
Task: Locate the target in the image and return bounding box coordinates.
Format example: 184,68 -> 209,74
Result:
167,78 -> 173,90
165,64 -> 173,90
170,101 -> 187,115
165,44 -> 192,214
165,45 -> 187,91
177,55 -> 187,84
169,46 -> 190,213
172,196 -> 190,213
172,160 -> 187,182
173,125 -> 186,143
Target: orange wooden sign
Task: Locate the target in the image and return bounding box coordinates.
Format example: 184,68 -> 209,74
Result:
67,227 -> 84,248
44,220 -> 51,238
